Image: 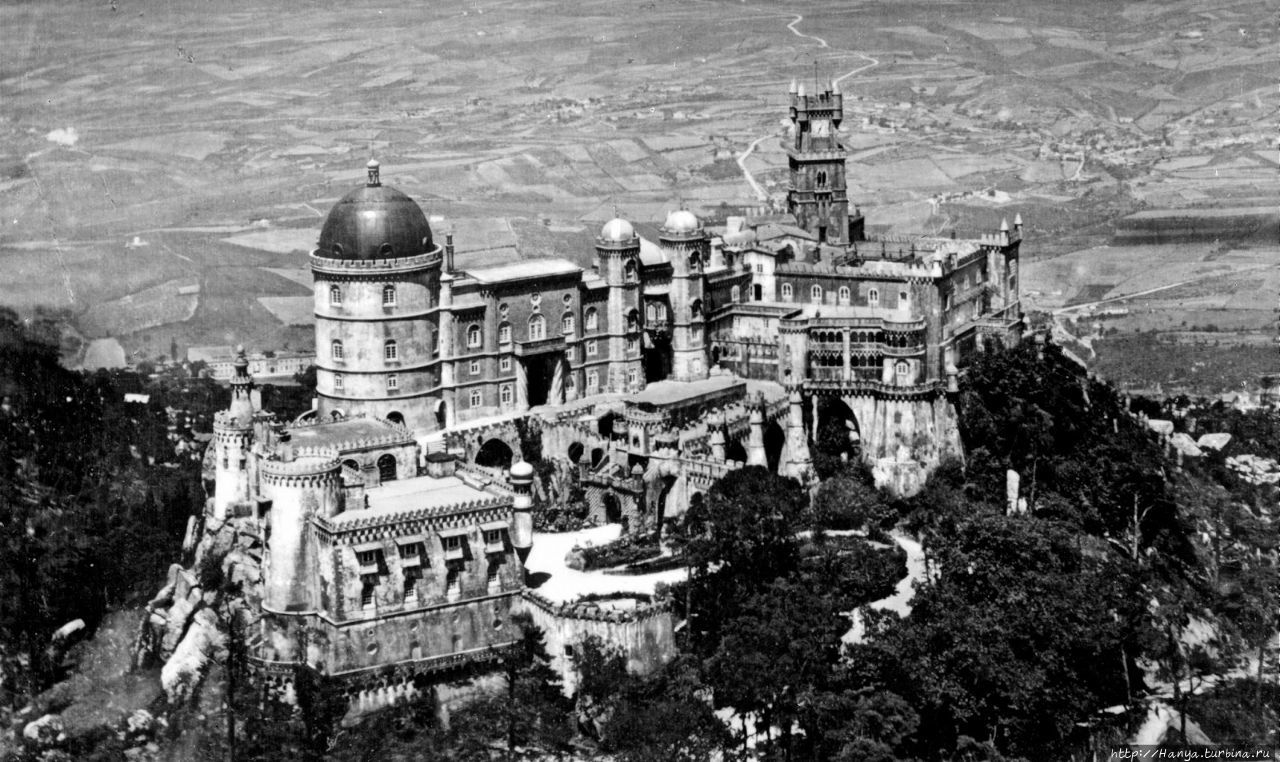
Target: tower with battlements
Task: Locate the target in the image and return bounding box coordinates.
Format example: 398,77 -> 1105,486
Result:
785,79 -> 863,244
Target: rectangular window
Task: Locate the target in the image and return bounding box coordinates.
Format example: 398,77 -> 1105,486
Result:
587,371 -> 599,392
587,340 -> 598,357
487,561 -> 501,590
484,529 -> 504,553
500,384 -> 513,405
756,263 -> 763,273
386,374 -> 398,391
470,389 -> 482,408
626,337 -> 637,353
403,570 -> 418,601
500,356 -> 512,371
470,360 -> 480,375
443,534 -> 465,561
446,569 -> 461,601
398,542 -> 423,567
334,374 -> 344,391
361,577 -> 377,609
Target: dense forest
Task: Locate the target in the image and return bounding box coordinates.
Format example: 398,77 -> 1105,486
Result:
1,311 -> 1278,760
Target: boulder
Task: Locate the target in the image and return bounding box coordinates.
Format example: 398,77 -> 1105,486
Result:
159,597 -> 197,657
161,608 -> 224,704
1197,433 -> 1232,451
564,547 -> 587,571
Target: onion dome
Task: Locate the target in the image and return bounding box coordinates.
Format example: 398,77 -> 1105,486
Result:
509,460 -> 535,480
662,209 -> 701,234
315,160 -> 434,260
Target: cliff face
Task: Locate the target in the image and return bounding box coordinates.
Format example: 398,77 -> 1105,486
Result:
848,395 -> 964,497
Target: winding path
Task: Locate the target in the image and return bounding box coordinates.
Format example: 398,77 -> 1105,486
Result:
844,531 -> 927,644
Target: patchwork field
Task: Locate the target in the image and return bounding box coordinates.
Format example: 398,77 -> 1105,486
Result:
3,0 -> 1279,389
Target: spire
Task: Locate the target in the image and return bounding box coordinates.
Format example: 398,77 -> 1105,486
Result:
1013,212 -> 1023,228
999,217 -> 1010,232
797,82 -> 806,97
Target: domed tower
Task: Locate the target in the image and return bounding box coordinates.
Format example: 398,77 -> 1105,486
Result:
211,346 -> 256,521
594,218 -> 644,394
311,160 -> 444,431
659,210 -> 710,382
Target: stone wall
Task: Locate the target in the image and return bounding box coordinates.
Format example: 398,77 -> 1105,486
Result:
517,592 -> 676,695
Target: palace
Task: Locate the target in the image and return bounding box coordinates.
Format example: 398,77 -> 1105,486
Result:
200,79 -> 1023,715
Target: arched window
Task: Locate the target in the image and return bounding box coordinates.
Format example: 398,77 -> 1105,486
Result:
810,285 -> 823,303
689,252 -> 701,270
331,339 -> 344,361
816,170 -> 827,188
329,285 -> 342,306
895,361 -> 911,383
781,283 -> 793,300
382,284 -> 396,306
587,370 -> 599,392
562,312 -> 575,334
386,374 -> 398,390
528,314 -> 546,341
868,288 -> 880,305
500,384 -> 513,405
624,259 -> 638,283
691,299 -> 702,318
378,454 -> 397,482
498,322 -> 512,345
384,340 -> 398,361
386,411 -> 404,426
730,286 -> 740,302
467,324 -> 482,348
470,389 -> 482,407
626,310 -> 639,332
585,307 -> 598,331
646,303 -> 656,322
428,326 -> 438,356
334,374 -> 344,391
838,286 -> 850,304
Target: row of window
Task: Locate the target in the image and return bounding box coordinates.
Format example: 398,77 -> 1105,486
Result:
357,531 -> 507,608
779,283 -> 909,305
329,284 -> 399,307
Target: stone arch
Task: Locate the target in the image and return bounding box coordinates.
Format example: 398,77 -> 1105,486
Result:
475,438 -> 514,470
597,411 -> 619,438
590,447 -> 606,468
567,441 -> 584,463
603,492 -> 622,524
725,438 -> 748,464
386,411 -> 405,426
434,399 -> 447,429
813,396 -> 861,462
377,454 -> 398,482
342,458 -> 360,474
764,420 -> 786,473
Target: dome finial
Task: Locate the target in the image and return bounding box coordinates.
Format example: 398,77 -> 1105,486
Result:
366,159 -> 381,187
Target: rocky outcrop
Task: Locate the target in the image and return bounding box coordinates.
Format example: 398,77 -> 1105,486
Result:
160,608 -> 224,704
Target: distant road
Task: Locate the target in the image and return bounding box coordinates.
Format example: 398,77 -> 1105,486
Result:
736,133 -> 774,202
787,13 -> 829,48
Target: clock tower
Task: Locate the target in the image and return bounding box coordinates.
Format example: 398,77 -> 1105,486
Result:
785,79 -> 863,245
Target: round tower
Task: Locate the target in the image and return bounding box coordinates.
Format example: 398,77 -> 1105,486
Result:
594,218 -> 644,393
311,160 -> 444,432
659,210 -> 711,382
211,347 -> 255,521
260,441 -> 341,613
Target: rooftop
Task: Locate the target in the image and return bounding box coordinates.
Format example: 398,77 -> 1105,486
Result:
287,418 -> 411,451
333,474 -> 500,526
466,258 -> 581,284
630,374 -> 744,407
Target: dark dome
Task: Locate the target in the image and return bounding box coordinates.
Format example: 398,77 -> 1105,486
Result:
316,163 -> 434,260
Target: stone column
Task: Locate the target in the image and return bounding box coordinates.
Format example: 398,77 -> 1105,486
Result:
842,329 -> 852,381
515,359 -> 528,411
549,354 -> 565,405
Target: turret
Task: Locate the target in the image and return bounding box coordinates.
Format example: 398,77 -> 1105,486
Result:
260,443 -> 341,612
509,460 -> 535,564
211,346 -> 256,521
746,402 -> 768,467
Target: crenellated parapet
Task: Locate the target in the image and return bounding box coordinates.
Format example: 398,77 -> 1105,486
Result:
260,454 -> 342,488
521,591 -> 671,625
316,497 -> 511,539
309,249 -> 443,278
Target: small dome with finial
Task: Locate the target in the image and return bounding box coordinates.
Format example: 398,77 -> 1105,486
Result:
663,209 -> 701,234
599,218 -> 636,243
509,460 -> 534,479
